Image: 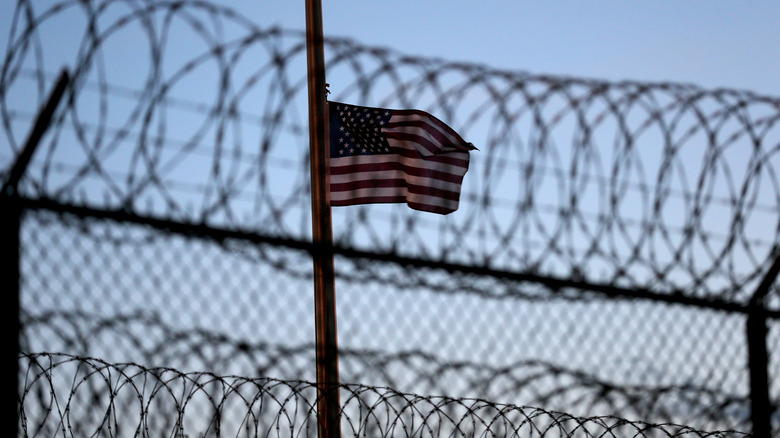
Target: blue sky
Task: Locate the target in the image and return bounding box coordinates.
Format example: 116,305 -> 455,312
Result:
3,1 -> 780,102
3,0 -> 779,269
5,3 -> 776,429
250,1 -> 780,97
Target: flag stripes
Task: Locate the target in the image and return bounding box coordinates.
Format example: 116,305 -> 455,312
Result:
328,101 -> 474,215
383,110 -> 469,156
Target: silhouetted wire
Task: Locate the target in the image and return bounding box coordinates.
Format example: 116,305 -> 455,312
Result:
4,1 -> 779,436
19,353 -> 747,438
20,311 -> 754,434
3,0 -> 779,303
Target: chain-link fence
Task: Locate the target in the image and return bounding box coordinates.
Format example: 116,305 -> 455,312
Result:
4,0 -> 780,436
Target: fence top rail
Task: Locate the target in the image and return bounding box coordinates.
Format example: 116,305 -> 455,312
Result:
20,194 -> 780,316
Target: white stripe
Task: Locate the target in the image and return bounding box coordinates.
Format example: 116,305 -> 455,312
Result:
330,153 -> 469,176
388,112 -> 462,146
331,169 -> 464,193
386,138 -> 469,160
331,186 -> 459,210
368,131 -> 469,160
383,124 -> 441,155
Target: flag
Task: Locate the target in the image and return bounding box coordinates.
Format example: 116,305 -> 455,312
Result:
328,101 -> 476,215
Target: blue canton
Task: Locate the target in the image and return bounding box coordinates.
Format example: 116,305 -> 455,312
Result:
330,103 -> 393,157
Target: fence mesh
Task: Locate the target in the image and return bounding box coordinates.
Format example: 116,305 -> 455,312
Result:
4,0 -> 780,436
16,206 -> 765,434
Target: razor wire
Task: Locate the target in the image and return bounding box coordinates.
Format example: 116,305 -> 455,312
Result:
4,0 -> 780,436
2,0 -> 780,305
17,204 -> 762,433
19,310 -> 752,433
19,352 -> 747,438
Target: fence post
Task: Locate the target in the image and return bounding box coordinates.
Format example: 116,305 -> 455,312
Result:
1,194 -> 21,437
2,69 -> 69,436
747,245 -> 780,438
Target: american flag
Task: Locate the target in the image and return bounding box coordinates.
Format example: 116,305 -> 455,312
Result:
328,101 -> 475,215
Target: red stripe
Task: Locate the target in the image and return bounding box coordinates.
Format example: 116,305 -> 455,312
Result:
389,146 -> 470,167
405,201 -> 455,214
332,195 -> 407,206
385,119 -> 463,152
332,196 -> 456,214
331,179 -> 462,202
384,130 -> 442,156
392,109 -> 468,144
330,161 -> 466,184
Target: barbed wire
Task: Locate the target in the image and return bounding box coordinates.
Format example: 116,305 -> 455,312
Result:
2,0 -> 780,304
20,310 -> 752,433
4,0 -> 780,435
19,352 -> 748,438
18,206 -> 764,433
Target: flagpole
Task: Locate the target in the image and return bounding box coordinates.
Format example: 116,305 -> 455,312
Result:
304,1 -> 341,438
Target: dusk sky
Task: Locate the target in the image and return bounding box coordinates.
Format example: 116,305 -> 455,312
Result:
3,1 -> 780,97
260,1 -> 780,97
5,4 -> 778,433
3,0 -> 779,255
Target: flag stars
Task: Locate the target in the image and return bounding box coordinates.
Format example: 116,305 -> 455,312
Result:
331,103 -> 394,157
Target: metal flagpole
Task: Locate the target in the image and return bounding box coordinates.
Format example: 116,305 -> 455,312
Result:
304,1 -> 341,438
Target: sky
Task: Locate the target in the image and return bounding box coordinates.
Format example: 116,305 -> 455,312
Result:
5,1 -> 780,96
5,2 -> 778,430
2,0 -> 779,270
2,1 -> 779,258
252,1 -> 780,98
